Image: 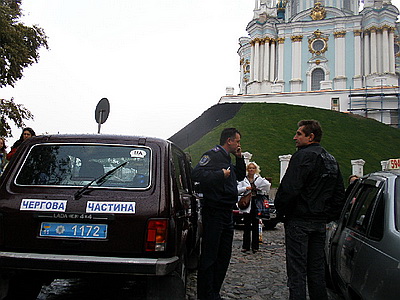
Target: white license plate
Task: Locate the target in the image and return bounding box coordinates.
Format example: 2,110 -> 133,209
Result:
40,222 -> 107,239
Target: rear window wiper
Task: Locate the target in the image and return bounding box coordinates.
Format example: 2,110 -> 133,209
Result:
74,162 -> 127,200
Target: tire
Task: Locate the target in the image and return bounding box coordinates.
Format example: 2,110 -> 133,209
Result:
263,220 -> 278,230
0,274 -> 9,300
187,240 -> 200,270
146,249 -> 187,300
2,272 -> 44,300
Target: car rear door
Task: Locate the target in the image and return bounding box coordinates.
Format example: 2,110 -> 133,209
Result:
336,177 -> 384,296
0,141 -> 161,257
349,176 -> 400,299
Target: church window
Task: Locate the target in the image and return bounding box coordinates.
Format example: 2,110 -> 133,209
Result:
311,68 -> 324,91
312,39 -> 325,52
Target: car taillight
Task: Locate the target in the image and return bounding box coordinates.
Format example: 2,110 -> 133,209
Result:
263,199 -> 269,208
145,219 -> 168,252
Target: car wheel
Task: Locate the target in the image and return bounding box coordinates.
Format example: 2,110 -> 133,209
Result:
263,220 -> 278,230
146,249 -> 187,300
187,240 -> 200,270
2,272 -> 44,300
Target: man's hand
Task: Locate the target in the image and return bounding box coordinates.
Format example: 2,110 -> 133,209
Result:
235,147 -> 242,158
222,168 -> 231,178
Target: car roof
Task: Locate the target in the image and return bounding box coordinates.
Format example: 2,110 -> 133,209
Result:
22,134 -> 173,147
364,170 -> 400,180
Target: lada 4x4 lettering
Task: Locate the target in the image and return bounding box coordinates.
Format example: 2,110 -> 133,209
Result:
0,134 -> 202,299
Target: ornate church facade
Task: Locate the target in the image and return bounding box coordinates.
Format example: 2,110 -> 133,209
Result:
220,0 -> 400,127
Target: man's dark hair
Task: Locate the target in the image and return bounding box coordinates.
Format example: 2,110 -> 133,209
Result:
220,128 -> 241,145
297,120 -> 322,142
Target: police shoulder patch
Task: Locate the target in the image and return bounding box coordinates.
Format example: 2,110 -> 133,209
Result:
199,155 -> 211,166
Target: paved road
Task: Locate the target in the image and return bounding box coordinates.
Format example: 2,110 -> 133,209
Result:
186,223 -> 289,300
37,223 -> 341,299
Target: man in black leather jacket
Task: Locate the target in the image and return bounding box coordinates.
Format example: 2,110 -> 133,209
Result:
192,128 -> 246,300
275,120 -> 345,300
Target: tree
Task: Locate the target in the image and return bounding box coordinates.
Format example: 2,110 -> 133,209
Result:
0,98 -> 33,137
0,0 -> 48,87
0,0 -> 48,137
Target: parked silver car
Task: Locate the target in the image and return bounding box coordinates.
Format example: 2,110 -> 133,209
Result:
325,159 -> 400,300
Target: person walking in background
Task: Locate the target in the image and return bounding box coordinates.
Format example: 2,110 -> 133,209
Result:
192,127 -> 246,300
275,120 -> 345,300
6,127 -> 36,160
0,137 -> 7,175
237,162 -> 270,254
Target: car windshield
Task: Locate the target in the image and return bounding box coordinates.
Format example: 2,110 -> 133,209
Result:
15,144 -> 151,189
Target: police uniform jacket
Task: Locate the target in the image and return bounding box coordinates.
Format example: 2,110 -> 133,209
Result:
275,143 -> 345,222
192,145 -> 246,210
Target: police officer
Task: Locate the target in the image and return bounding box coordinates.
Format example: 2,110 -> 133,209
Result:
192,128 -> 246,300
275,120 -> 345,300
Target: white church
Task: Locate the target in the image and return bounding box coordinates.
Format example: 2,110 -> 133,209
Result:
220,0 -> 400,128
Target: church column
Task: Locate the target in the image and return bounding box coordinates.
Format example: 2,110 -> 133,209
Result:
382,26 -> 390,73
277,37 -> 285,82
254,38 -> 260,82
353,30 -> 362,88
370,27 -> 377,74
291,35 -> 302,79
363,30 -> 370,75
263,37 -> 270,81
270,39 -> 276,82
334,31 -> 346,77
377,28 -> 383,74
240,58 -> 244,93
260,40 -> 265,81
250,41 -> 255,82
291,35 -> 303,91
334,30 -> 347,89
389,27 -> 395,73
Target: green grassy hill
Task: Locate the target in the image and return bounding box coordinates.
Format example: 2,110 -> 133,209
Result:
184,103 -> 400,187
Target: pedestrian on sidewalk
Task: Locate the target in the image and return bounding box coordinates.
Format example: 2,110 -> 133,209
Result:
192,128 -> 246,300
6,127 -> 36,160
275,120 -> 345,300
237,162 -> 270,253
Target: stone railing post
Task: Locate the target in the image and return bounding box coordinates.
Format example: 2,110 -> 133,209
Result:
381,160 -> 389,171
351,159 -> 365,177
279,154 -> 292,182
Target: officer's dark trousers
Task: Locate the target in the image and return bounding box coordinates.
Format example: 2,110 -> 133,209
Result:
284,220 -> 328,300
197,206 -> 234,300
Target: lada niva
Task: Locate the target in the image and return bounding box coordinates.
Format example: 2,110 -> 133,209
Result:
0,134 -> 201,299
325,158 -> 400,300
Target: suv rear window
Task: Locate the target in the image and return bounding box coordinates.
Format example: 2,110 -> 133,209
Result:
15,144 -> 151,189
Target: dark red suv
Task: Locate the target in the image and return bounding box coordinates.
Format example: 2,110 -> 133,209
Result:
0,134 -> 201,299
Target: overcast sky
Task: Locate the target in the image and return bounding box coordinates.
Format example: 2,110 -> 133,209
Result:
2,0 -> 400,146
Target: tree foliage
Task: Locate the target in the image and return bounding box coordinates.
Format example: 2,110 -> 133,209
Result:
0,0 -> 47,137
0,0 -> 48,87
0,98 -> 33,137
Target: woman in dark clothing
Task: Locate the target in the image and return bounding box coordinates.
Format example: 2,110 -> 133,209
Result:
6,127 -> 36,160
